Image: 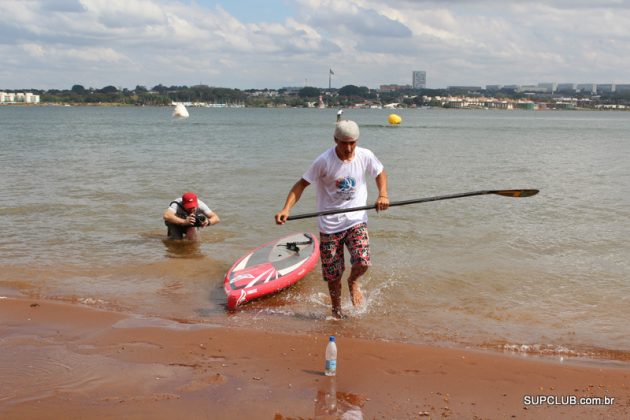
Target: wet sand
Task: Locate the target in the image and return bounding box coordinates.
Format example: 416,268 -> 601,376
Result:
1,297 -> 629,419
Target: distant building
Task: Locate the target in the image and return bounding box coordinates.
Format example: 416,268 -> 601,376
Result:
615,84 -> 630,93
596,84 -> 615,94
412,71 -> 426,89
514,101 -> 537,110
247,89 -> 279,97
25,92 -> 38,103
576,84 -> 596,94
379,84 -> 412,92
485,85 -> 503,91
556,83 -> 576,93
517,85 -> 548,93
0,91 -> 40,103
537,83 -> 557,93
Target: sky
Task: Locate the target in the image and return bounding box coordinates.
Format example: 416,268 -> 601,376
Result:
1,0 -> 630,90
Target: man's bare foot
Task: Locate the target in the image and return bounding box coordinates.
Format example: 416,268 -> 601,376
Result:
350,285 -> 363,307
331,308 -> 346,320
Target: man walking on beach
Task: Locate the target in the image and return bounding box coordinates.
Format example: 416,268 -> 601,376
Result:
275,120 -> 389,318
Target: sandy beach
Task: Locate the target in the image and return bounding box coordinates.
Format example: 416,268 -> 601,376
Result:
0,297 -> 628,419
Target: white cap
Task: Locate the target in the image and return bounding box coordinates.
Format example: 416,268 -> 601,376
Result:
334,120 -> 360,142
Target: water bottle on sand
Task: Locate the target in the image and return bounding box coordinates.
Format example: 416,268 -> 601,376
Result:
325,336 -> 337,376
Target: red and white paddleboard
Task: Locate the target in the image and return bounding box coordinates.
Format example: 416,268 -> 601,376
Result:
224,232 -> 320,309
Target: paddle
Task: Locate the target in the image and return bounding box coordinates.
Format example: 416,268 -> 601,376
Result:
286,189 -> 539,221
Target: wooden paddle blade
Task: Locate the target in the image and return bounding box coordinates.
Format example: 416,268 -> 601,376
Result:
493,189 -> 539,198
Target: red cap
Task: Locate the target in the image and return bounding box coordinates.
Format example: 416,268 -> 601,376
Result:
181,192 -> 198,210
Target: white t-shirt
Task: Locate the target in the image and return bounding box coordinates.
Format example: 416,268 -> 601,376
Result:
303,146 -> 383,234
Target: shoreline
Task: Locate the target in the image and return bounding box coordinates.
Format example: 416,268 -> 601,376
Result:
1,296 -> 629,418
2,102 -> 630,111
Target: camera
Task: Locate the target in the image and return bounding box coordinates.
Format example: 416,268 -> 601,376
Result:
193,211 -> 207,227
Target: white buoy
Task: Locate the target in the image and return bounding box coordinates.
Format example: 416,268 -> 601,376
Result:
172,103 -> 189,118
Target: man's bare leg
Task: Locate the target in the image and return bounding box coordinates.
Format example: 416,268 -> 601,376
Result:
327,276 -> 344,318
347,264 -> 368,307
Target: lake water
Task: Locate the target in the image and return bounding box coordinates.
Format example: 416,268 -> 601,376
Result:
1,105 -> 628,363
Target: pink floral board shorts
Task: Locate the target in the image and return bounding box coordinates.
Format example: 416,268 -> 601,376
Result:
319,223 -> 371,282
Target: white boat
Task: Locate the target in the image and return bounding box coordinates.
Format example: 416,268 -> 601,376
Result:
384,102 -> 400,109
172,102 -> 189,118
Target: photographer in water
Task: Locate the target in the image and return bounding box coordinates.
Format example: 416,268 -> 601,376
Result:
163,192 -> 220,240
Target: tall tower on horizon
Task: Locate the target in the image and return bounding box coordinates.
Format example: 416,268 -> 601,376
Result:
412,71 -> 426,89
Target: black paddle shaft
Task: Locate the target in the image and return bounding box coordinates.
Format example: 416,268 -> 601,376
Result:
286,189 -> 539,221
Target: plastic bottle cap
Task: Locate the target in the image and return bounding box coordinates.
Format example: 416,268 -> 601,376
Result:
329,336 -> 335,342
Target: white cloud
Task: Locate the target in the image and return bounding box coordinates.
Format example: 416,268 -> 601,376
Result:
64,46 -> 128,63
20,43 -> 46,57
1,0 -> 630,89
83,0 -> 166,28
298,0 -> 412,38
41,0 -> 87,13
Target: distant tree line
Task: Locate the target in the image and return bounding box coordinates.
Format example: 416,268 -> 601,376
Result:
35,84 -> 250,106
6,83 -> 630,108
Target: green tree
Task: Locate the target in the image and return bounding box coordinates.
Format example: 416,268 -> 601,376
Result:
338,85 -> 368,97
71,84 -> 86,93
298,86 -> 321,98
152,84 -> 168,94
99,85 -> 118,94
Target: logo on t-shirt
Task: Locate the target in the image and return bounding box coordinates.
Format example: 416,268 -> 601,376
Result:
335,176 -> 356,200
